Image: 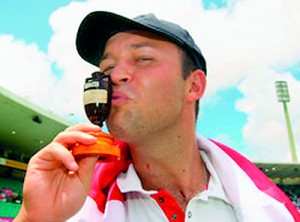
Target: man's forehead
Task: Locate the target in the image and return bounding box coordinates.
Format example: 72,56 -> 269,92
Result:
101,30 -> 179,60
107,29 -> 173,45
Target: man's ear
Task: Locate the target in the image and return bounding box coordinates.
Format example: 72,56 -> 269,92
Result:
185,69 -> 206,102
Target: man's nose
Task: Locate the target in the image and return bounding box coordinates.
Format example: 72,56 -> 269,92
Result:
110,64 -> 132,85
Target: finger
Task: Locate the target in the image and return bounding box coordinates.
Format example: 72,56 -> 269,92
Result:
65,123 -> 101,133
31,142 -> 79,172
53,131 -> 97,148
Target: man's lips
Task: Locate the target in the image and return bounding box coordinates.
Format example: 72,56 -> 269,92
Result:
111,91 -> 129,105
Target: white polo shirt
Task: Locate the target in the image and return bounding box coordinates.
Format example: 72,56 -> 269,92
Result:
116,150 -> 238,222
68,136 -> 296,222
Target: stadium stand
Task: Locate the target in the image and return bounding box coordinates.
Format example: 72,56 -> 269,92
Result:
0,85 -> 72,219
257,162 -> 300,211
0,177 -> 23,218
278,184 -> 300,210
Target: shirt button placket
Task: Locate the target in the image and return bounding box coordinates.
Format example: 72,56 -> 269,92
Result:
188,211 -> 192,218
171,214 -> 178,220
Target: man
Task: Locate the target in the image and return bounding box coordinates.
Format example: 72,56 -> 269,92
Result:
15,11 -> 299,222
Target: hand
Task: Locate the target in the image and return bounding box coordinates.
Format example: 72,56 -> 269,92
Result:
14,123 -> 101,222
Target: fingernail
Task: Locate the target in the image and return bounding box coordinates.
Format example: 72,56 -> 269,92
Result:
69,161 -> 78,172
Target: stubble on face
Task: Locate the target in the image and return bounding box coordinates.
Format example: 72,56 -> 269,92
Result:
102,31 -> 186,143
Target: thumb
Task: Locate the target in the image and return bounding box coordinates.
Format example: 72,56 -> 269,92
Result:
75,156 -> 99,192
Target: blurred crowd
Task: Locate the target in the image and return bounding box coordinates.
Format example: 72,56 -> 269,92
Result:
0,187 -> 22,204
278,184 -> 300,210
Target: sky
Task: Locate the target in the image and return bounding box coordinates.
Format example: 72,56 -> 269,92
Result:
0,0 -> 299,162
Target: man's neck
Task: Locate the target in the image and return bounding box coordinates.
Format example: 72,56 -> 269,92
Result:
128,128 -> 207,211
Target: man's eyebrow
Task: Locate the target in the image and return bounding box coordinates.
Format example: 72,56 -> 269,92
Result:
101,42 -> 155,62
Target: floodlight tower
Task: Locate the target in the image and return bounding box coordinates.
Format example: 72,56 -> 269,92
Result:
275,81 -> 297,162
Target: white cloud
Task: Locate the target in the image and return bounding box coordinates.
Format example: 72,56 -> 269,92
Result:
236,69 -> 300,162
0,35 -> 57,110
200,0 -> 300,95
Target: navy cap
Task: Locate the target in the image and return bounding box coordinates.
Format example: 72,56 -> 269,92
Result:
76,11 -> 207,74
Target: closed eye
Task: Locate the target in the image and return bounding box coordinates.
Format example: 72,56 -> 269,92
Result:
102,66 -> 114,75
136,57 -> 153,64
139,57 -> 152,61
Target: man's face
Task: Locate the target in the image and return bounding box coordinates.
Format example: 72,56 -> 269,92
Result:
99,31 -> 188,143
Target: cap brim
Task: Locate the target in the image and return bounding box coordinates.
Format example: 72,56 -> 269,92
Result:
76,11 -> 148,67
